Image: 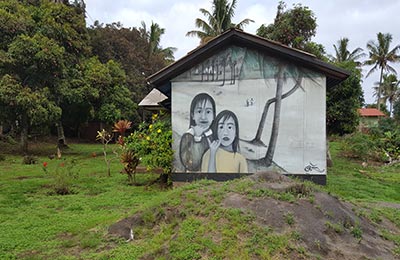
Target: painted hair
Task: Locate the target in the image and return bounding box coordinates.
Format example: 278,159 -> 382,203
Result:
189,93 -> 216,127
211,110 -> 240,153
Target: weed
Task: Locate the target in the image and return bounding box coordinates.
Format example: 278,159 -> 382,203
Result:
284,212 -> 295,226
325,221 -> 344,234
350,224 -> 363,240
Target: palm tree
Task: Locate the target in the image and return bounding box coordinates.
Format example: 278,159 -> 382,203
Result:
364,32 -> 400,110
186,0 -> 254,44
373,74 -> 400,115
330,37 -> 365,65
140,21 -> 177,62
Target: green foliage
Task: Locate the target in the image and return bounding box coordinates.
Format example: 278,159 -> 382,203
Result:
257,1 -> 316,49
42,158 -> 80,195
341,120 -> 400,163
327,61 -> 364,135
186,0 -> 254,44
125,113 -> 173,174
394,99 -> 400,121
342,132 -> 379,161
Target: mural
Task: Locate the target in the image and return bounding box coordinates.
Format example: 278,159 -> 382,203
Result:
171,46 -> 326,175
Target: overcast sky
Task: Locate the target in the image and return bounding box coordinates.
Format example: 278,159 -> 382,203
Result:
84,0 -> 400,104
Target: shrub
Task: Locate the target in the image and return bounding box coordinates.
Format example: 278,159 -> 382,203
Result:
124,112 -> 173,182
42,159 -> 79,195
342,133 -> 378,161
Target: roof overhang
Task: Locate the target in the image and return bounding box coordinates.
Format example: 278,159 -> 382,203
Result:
147,28 -> 350,97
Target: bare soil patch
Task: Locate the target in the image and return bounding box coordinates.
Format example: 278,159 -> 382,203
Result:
109,171 -> 399,259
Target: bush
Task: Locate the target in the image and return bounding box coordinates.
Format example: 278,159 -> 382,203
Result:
342,118 -> 400,163
124,112 -> 173,179
342,133 -> 378,161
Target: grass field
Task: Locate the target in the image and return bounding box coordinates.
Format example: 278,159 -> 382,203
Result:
0,139 -> 399,259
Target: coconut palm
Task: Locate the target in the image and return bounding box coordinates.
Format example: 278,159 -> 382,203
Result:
330,37 -> 365,66
140,21 -> 177,62
186,0 -> 254,44
373,74 -> 400,115
364,32 -> 400,110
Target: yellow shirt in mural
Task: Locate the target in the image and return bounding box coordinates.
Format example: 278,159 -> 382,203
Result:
201,148 -> 248,173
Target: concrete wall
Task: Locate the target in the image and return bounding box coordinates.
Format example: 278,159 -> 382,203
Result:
171,46 -> 326,176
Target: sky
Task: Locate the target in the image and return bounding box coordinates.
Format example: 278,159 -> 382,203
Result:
84,0 -> 400,104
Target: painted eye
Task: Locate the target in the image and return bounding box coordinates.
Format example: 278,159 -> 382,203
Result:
219,125 -> 224,130
228,126 -> 232,130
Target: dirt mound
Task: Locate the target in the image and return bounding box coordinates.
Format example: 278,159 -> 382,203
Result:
109,171 -> 399,259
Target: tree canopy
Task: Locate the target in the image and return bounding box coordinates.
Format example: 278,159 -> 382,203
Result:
186,0 -> 254,44
364,32 -> 400,110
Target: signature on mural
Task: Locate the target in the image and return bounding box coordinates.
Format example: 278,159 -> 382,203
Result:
304,162 -> 325,173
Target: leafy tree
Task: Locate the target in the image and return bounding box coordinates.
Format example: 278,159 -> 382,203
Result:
186,0 -> 254,44
81,57 -> 136,125
326,61 -> 364,135
0,0 -> 91,150
330,38 -> 365,66
364,32 -> 400,110
88,22 -> 173,124
0,75 -> 61,151
257,1 -> 316,50
373,74 -> 399,116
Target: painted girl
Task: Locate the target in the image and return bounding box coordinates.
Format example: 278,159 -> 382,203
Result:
201,110 -> 248,173
179,93 -> 216,172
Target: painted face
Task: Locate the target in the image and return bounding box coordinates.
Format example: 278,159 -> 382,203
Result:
192,100 -> 214,128
217,116 -> 236,147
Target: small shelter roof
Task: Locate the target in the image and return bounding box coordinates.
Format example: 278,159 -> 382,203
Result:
358,108 -> 386,117
138,88 -> 168,111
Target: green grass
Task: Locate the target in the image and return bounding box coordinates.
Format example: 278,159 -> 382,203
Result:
0,138 -> 399,259
326,141 -> 400,203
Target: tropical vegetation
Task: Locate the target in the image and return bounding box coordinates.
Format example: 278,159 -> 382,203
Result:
186,0 -> 254,44
364,32 -> 400,110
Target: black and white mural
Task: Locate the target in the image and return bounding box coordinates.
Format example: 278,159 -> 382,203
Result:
171,46 -> 326,175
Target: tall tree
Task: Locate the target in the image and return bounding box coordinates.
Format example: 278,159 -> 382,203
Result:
257,1 -> 316,50
373,74 -> 399,115
186,0 -> 254,44
330,37 -> 365,66
364,32 -> 400,110
326,61 -> 364,135
139,21 -> 177,63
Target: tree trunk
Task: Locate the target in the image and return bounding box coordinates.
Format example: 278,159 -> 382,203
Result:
264,65 -> 285,166
20,115 -> 29,153
377,67 -> 384,111
56,121 -> 66,145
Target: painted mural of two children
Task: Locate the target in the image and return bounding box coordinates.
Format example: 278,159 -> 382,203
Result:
179,93 -> 248,173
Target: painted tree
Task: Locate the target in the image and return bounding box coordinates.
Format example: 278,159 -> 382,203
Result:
186,0 -> 254,44
364,32 -> 400,111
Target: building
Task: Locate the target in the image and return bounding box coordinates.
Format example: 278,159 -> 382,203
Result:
358,108 -> 386,129
146,28 -> 349,184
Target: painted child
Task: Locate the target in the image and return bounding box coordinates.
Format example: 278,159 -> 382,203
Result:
179,93 -> 216,172
201,110 -> 248,173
